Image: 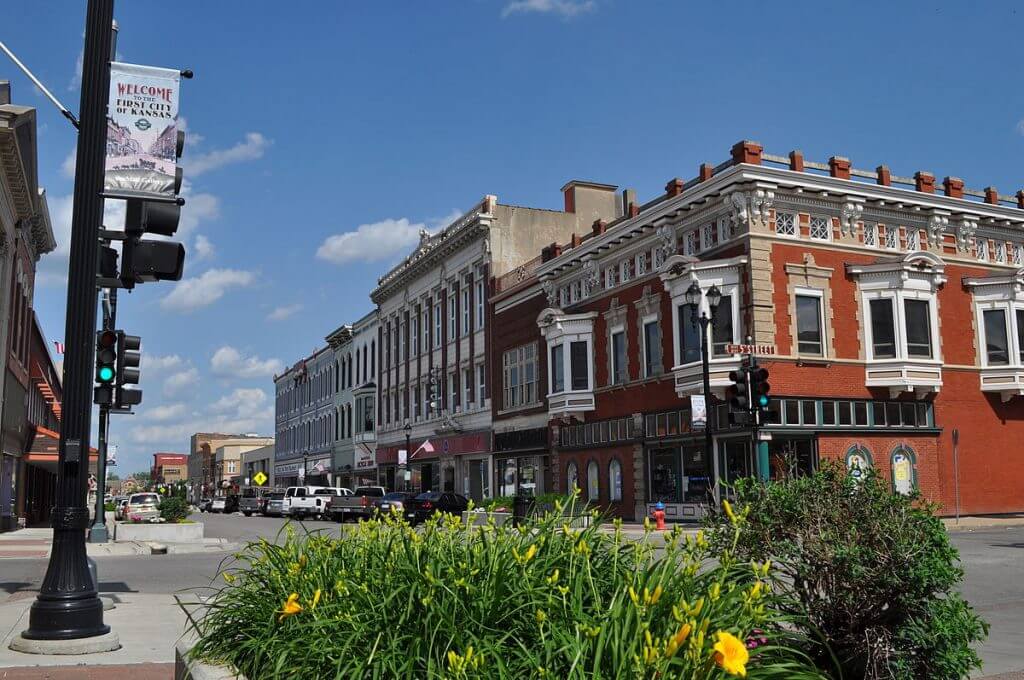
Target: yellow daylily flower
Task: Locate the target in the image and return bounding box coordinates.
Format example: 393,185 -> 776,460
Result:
546,569 -> 560,585
723,499 -> 738,524
665,622 -> 692,657
277,593 -> 303,622
713,630 -> 750,677
221,571 -> 235,584
536,609 -> 547,624
310,588 -> 322,609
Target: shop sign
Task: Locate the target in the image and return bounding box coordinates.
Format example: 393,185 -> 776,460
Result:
725,343 -> 776,356
495,427 -> 548,452
355,447 -> 375,469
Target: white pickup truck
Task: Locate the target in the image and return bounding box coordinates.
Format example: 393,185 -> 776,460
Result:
283,486 -> 351,520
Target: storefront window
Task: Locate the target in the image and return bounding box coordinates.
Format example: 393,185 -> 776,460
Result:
649,447 -> 682,503
681,445 -> 709,502
499,458 -> 517,497
608,459 -> 622,502
720,440 -> 752,486
518,457 -> 539,496
768,438 -> 817,481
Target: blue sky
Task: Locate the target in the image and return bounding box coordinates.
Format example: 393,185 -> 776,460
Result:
4,0 -> 1024,475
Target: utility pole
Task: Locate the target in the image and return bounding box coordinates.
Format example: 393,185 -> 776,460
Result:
22,0 -> 114,642
89,287 -> 116,543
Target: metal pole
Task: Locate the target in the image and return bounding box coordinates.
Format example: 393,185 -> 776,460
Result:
89,287 -> 116,543
699,314 -> 715,498
23,0 -> 113,641
404,432 -> 411,493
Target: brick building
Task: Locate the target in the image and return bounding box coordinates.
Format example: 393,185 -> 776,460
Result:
151,452 -> 187,484
492,140 -> 1024,520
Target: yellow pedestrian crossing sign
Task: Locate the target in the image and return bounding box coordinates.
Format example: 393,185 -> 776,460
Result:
253,471 -> 268,486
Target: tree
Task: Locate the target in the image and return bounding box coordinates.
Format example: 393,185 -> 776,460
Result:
107,473 -> 120,481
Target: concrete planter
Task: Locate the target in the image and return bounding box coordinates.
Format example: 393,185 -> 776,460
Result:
114,521 -> 204,543
175,638 -> 243,680
462,511 -> 512,526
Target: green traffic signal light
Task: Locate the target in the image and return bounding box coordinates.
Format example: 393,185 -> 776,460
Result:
98,365 -> 115,383
758,394 -> 769,408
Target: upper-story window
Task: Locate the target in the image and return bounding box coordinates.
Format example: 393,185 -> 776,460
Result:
538,310 -> 596,397
411,315 -> 418,356
966,271 -> 1024,372
906,229 -> 920,251
684,231 -> 698,256
884,225 -> 898,250
795,291 -> 825,356
570,280 -> 581,304
977,239 -> 990,262
717,216 -> 731,243
448,292 -> 457,338
701,224 -> 714,250
642,319 -> 662,377
1014,245 -> 1023,266
398,321 -> 405,362
476,277 -> 485,329
863,223 -> 877,247
995,241 -> 1007,264
422,309 -> 430,352
620,259 -> 633,284
610,327 -> 627,385
868,298 -> 933,359
809,216 -> 831,241
433,302 -> 442,347
604,267 -> 616,290
463,367 -> 474,405
477,363 -> 486,401
776,212 -> 796,237
559,287 -> 569,308
462,282 -> 471,336
635,252 -> 648,277
503,343 -> 538,409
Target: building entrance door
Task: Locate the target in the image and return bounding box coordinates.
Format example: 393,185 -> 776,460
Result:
468,460 -> 485,504
719,438 -> 753,489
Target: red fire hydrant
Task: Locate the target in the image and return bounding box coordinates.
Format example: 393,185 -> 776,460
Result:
652,501 -> 666,531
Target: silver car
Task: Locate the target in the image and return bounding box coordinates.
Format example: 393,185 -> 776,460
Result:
125,493 -> 161,521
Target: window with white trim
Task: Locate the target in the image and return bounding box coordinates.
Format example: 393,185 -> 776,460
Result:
884,225 -> 898,250
605,267 -> 616,289
410,315 -> 418,356
547,340 -> 591,394
502,343 -> 538,409
608,459 -> 622,501
863,223 -> 877,247
684,231 -> 697,256
995,241 -> 1006,264
620,259 -> 633,284
610,327 -> 626,385
701,224 -> 714,250
809,216 -> 831,241
477,363 -> 486,402
635,252 -> 648,276
476,276 -> 485,329
653,247 -> 666,270
570,280 -> 581,304
448,372 -> 457,410
461,284 -> 470,336
433,302 -> 442,347
717,216 -> 731,243
1014,245 -> 1023,266
795,291 -> 825,356
423,309 -> 430,352
978,239 -> 990,262
906,229 -> 920,251
586,460 -> 599,501
464,367 -> 473,405
865,294 -> 937,361
398,321 -> 405,362
448,292 -> 457,338
559,287 -> 569,308
776,212 -> 796,237
982,308 -> 1010,365
642,318 -> 662,377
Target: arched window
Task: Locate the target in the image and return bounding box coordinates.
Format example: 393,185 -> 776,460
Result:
335,409 -> 340,440
335,361 -> 340,392
587,460 -> 599,501
566,461 -> 578,495
845,445 -> 873,482
608,459 -> 622,502
890,445 -> 917,495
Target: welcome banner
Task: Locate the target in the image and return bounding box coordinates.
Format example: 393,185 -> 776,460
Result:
104,62 -> 181,198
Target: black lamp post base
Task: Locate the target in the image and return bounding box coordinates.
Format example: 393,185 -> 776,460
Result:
21,595 -> 110,640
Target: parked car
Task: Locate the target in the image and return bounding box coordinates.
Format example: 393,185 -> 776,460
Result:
239,487 -> 279,516
372,491 -> 416,518
327,486 -> 386,522
263,492 -> 286,517
197,498 -> 213,513
125,492 -> 161,521
284,486 -> 349,520
115,497 -> 130,520
209,495 -> 239,514
404,492 -> 469,525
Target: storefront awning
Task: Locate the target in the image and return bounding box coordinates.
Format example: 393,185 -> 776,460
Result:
23,426 -> 98,474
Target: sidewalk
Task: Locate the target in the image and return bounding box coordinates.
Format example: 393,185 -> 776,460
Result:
0,593 -> 189,670
0,528 -> 239,559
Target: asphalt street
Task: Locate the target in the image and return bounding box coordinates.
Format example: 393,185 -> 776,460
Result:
0,514 -> 1020,676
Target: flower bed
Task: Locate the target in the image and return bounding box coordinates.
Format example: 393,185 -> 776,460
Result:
187,500 -> 822,679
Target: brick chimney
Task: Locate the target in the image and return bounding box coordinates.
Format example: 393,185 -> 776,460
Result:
984,187 -> 1000,205
730,140 -> 763,165
914,171 -> 935,194
665,178 -> 684,197
943,177 -> 964,199
621,188 -> 638,217
698,163 -> 714,182
561,180 -> 619,220
829,156 -> 851,180
876,165 -> 891,186
789,150 -> 804,172
592,219 -> 607,236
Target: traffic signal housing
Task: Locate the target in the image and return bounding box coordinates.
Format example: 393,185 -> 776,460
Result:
116,332 -> 142,408
727,364 -> 751,412
94,330 -> 118,405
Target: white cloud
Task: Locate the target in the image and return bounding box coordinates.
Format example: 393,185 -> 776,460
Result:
211,388 -> 269,418
160,268 -> 255,312
1016,120 -> 1024,136
266,303 -> 302,322
144,354 -> 184,373
62,148 -> 77,178
142,403 -> 188,422
68,47 -> 84,91
210,346 -> 284,379
501,0 -> 595,18
194,234 -> 215,260
163,367 -> 199,397
178,185 -> 220,238
186,132 -> 271,176
316,217 -> 431,265
178,117 -> 205,147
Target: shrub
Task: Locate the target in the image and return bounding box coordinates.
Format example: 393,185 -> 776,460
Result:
159,496 -> 189,523
188,502 -> 824,679
104,502 -> 116,512
703,463 -> 987,680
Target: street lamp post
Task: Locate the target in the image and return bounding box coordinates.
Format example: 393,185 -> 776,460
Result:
685,282 -> 722,502
403,422 -> 412,493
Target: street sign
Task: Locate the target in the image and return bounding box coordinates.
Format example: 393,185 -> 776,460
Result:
253,471 -> 268,486
726,343 -> 776,355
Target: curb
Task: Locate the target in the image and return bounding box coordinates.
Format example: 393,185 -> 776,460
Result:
175,638 -> 242,680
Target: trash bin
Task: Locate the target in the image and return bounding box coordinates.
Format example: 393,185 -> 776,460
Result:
512,495 -> 531,527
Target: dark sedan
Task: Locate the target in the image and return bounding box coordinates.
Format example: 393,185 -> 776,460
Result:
404,492 -> 469,525
372,492 -> 416,518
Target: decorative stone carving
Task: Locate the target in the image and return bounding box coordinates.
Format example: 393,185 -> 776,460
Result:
722,189 -> 774,229
927,214 -> 949,249
957,218 -> 978,252
541,279 -> 558,308
839,202 -> 863,237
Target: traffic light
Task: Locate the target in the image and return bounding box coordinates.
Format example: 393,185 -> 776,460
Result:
119,129 -> 187,289
750,365 -> 771,411
727,364 -> 751,412
115,332 -> 142,408
94,330 -> 117,405
98,244 -> 118,279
